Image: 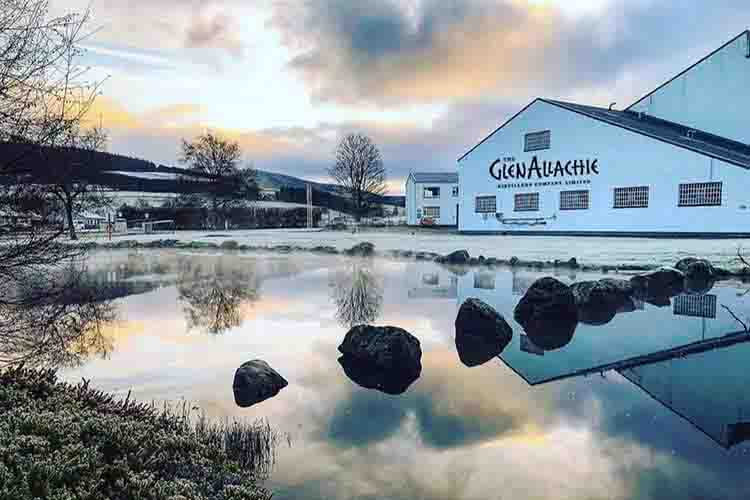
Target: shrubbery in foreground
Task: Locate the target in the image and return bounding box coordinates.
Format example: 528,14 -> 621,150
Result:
0,367 -> 275,500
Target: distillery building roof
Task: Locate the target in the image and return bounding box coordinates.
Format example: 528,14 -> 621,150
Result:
541,99 -> 750,170
409,172 -> 459,183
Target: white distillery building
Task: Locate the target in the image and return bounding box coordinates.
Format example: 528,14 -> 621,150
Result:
405,172 -> 459,226
458,30 -> 750,237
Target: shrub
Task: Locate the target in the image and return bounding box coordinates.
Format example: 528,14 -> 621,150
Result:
0,367 -> 275,500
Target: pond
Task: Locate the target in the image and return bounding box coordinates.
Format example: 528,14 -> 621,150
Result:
60,250 -> 750,500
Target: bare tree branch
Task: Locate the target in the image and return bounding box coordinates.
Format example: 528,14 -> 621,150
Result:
328,133 -> 386,221
179,131 -> 258,228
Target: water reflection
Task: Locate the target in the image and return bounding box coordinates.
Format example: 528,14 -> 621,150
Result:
0,268 -> 117,368
455,266 -> 750,452
330,262 -> 383,327
178,263 -> 259,335
56,253 -> 750,500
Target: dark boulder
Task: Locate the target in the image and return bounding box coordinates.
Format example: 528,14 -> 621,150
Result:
454,298 -> 513,367
338,355 -> 418,395
570,279 -> 634,325
514,277 -> 578,351
232,360 -> 288,408
438,250 -> 470,265
338,325 -> 422,394
630,267 -> 685,300
345,242 -> 375,257
675,258 -> 715,294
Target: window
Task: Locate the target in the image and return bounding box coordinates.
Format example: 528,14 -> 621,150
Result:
452,186 -> 459,197
679,182 -> 722,207
673,294 -> 717,319
514,193 -> 540,212
613,186 -> 649,209
560,190 -> 590,210
475,196 -> 497,213
474,272 -> 496,290
423,187 -> 440,199
423,206 -> 440,218
524,130 -> 551,152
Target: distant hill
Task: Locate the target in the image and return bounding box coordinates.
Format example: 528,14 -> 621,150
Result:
0,142 -> 405,207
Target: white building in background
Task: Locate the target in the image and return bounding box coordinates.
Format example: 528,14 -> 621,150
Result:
405,172 -> 459,226
458,30 -> 750,237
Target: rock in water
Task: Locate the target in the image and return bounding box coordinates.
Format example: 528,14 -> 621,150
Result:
338,325 -> 421,394
437,250 -> 470,265
675,258 -> 715,294
570,279 -> 634,326
454,298 -> 513,367
338,355 -> 418,395
345,242 -> 375,257
233,360 -> 288,408
630,267 -> 685,300
514,277 -> 578,350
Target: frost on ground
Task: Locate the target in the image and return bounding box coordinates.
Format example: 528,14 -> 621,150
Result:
84,228 -> 750,270
0,367 -> 275,500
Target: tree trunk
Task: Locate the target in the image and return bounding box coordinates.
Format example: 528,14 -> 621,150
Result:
65,199 -> 77,240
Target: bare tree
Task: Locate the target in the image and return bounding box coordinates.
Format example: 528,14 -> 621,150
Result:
0,1 -> 101,274
331,263 -> 383,327
0,1 -> 109,365
178,263 -> 259,335
329,133 -> 387,221
179,131 -> 258,228
43,125 -> 112,240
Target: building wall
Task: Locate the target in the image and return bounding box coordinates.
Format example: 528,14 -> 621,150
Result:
629,32 -> 750,144
458,100 -> 750,235
405,177 -> 459,226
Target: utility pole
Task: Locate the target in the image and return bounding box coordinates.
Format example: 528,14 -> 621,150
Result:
306,184 -> 313,229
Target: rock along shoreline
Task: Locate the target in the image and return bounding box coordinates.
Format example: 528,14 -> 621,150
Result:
81,239 -> 750,279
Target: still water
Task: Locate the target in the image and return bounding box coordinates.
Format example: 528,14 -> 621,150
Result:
63,250 -> 750,500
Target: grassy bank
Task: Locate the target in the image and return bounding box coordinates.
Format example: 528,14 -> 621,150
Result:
0,367 -> 275,500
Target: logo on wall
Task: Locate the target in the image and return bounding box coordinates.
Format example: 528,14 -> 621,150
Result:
490,155 -> 600,181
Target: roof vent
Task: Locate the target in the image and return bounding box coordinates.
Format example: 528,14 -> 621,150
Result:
686,129 -> 697,139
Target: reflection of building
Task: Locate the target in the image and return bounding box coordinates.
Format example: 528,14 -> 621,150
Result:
619,342 -> 750,449
473,272 -> 496,290
673,294 -> 717,319
407,265 -> 458,299
470,266 -> 750,448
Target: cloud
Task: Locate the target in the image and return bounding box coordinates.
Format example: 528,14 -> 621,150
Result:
184,12 -> 245,57
271,0 -> 750,107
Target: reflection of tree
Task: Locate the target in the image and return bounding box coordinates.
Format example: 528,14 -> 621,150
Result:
0,269 -> 117,368
178,265 -> 258,335
331,264 -> 384,327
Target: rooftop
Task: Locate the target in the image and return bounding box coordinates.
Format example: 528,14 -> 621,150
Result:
542,99 -> 750,170
410,172 -> 458,184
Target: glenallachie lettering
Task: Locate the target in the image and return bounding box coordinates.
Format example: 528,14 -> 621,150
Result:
490,156 -> 599,181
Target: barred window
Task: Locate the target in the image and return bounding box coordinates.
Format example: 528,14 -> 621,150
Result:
560,190 -> 590,210
613,186 -> 649,209
423,206 -> 440,218
475,196 -> 497,213
423,187 -> 440,198
515,193 -> 540,212
524,130 -> 551,152
673,294 -> 717,319
678,182 -> 722,207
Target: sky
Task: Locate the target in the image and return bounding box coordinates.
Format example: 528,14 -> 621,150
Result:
54,0 -> 749,194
